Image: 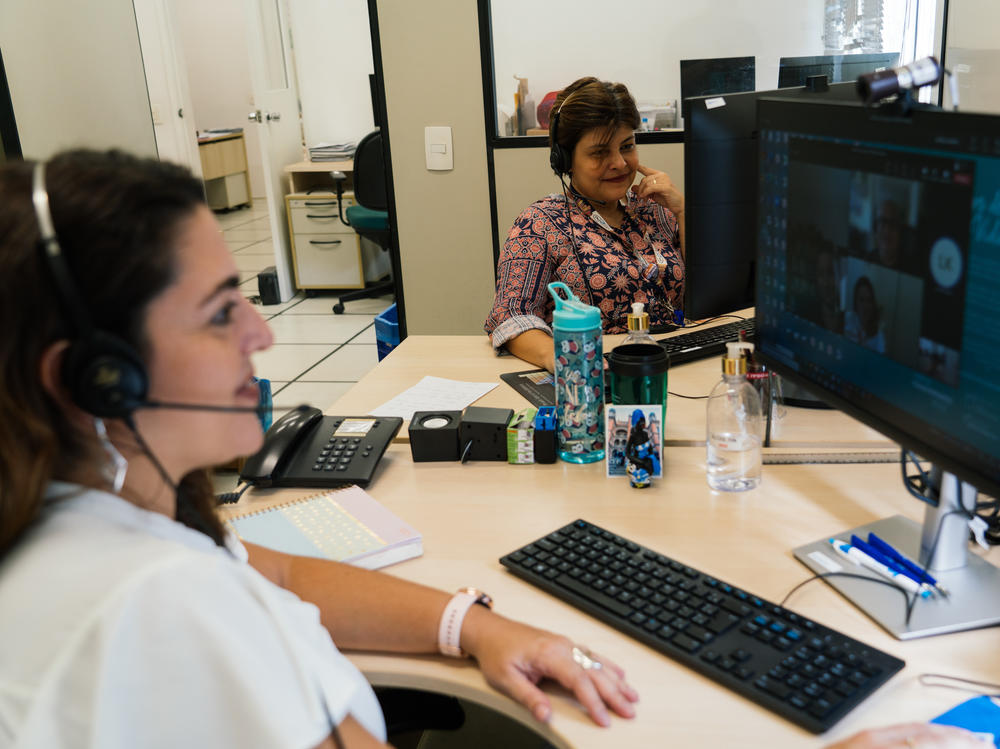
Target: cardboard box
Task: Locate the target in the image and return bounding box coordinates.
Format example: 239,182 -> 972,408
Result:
507,407 -> 537,464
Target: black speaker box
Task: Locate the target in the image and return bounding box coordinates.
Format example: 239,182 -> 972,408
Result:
258,266 -> 280,305
459,406 -> 513,462
408,411 -> 462,462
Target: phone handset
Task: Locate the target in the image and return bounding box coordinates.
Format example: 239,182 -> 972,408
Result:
240,406 -> 323,486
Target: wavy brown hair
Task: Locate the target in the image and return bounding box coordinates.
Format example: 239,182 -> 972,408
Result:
0,150 -> 228,556
550,76 -> 640,160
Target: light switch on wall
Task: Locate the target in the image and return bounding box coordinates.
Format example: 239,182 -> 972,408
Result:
424,126 -> 453,170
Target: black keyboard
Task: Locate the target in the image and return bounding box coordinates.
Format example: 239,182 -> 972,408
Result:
658,318 -> 756,366
500,519 -> 904,735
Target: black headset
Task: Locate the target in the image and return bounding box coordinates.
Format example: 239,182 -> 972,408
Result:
32,161 -> 149,419
548,94 -> 574,176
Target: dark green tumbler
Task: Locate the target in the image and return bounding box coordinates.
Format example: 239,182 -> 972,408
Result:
608,343 -> 669,408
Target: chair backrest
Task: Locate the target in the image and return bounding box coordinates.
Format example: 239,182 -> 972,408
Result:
352,129 -> 387,211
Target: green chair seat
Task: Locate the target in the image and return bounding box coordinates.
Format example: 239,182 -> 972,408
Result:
345,204 -> 388,232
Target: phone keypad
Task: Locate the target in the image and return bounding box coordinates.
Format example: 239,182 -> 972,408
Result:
312,421 -> 380,473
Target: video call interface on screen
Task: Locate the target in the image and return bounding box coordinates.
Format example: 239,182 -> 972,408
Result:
755,99 -> 1000,492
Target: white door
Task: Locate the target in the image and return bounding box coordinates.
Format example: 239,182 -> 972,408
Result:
243,0 -> 302,302
132,0 -> 202,176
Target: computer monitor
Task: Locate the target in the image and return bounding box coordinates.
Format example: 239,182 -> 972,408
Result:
679,56 -> 755,104
681,80 -> 858,321
754,96 -> 1000,638
369,73 -> 382,129
777,52 -> 899,89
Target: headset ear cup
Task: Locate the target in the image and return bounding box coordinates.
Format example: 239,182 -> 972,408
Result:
548,109 -> 571,176
62,331 -> 148,419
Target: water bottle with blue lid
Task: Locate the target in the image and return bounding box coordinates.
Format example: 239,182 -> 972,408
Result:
547,282 -> 605,463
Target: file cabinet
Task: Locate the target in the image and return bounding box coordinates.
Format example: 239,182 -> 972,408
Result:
285,192 -> 363,292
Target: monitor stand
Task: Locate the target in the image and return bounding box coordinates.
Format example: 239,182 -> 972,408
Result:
793,471 -> 1000,639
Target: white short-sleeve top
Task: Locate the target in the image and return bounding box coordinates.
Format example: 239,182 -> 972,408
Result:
0,483 -> 386,748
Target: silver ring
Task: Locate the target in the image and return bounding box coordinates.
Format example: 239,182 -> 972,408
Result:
572,645 -> 603,670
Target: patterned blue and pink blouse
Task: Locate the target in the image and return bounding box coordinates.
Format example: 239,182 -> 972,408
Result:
484,189 -> 684,349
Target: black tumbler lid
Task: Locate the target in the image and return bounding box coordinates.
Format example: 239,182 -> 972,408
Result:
608,343 -> 669,377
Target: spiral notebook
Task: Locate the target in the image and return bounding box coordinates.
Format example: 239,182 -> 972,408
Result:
226,486 -> 422,570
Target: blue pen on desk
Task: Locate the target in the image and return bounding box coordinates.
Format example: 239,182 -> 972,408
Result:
827,538 -> 932,598
850,535 -> 937,598
867,533 -> 950,598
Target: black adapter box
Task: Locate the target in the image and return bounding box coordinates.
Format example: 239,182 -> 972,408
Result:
459,406 -> 513,461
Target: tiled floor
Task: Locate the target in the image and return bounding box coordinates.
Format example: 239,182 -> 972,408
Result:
217,204 -> 391,415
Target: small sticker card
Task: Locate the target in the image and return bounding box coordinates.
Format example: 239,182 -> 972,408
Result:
605,404 -> 663,480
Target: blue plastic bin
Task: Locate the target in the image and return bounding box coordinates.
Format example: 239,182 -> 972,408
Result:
374,303 -> 400,361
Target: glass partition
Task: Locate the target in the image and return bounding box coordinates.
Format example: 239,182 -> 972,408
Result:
484,0 -> 913,140
943,0 -> 1000,112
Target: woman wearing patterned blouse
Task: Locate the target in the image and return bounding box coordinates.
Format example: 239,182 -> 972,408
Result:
484,77 -> 685,371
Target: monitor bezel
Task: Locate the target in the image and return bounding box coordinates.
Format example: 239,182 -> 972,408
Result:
753,96 -> 1000,499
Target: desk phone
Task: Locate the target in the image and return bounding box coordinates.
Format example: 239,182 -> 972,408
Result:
241,406 -> 403,488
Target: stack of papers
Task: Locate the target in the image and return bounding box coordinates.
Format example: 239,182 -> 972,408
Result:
308,141 -> 356,162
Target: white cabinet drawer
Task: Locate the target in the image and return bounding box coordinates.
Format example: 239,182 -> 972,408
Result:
288,196 -> 354,235
290,232 -> 363,288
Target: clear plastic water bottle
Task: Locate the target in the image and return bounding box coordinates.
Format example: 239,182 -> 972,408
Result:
706,342 -> 763,491
548,282 -> 605,464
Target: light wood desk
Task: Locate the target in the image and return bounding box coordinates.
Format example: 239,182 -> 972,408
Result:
228,331 -> 998,747
234,446 -> 999,747
330,329 -> 894,451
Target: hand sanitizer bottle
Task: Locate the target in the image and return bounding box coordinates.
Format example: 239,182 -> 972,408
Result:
623,302 -> 657,346
706,342 -> 763,491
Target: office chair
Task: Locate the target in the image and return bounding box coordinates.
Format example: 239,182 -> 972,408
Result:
332,129 -> 393,314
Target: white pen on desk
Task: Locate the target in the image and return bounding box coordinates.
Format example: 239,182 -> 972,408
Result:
826,539 -> 932,599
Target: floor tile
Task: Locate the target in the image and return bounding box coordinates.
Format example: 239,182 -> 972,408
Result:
255,293 -> 308,316
285,294 -> 393,316
224,238 -> 262,252
352,325 -> 376,344
272,381 -> 356,411
233,253 -> 273,273
267,314 -> 372,345
233,239 -> 277,255
299,344 -> 379,382
224,228 -> 272,243
251,343 -> 334,381
239,270 -> 259,284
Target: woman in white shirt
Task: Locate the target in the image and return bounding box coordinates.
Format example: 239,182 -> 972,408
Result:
0,150 -> 639,748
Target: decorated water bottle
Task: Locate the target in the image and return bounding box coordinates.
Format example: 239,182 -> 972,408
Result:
547,282 -> 605,463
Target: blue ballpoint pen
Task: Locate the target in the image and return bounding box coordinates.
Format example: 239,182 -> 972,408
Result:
868,533 -> 950,597
850,535 -> 937,598
829,538 -> 932,598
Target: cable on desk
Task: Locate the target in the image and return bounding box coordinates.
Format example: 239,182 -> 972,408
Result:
216,481 -> 251,505
668,391 -> 710,400
780,571 -> 918,627
460,440 -> 473,464
672,313 -> 750,331
917,673 -> 1000,696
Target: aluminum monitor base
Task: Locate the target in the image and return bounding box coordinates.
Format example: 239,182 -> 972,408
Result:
793,515 -> 1000,640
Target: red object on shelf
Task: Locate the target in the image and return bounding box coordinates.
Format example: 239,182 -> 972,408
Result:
536,91 -> 559,130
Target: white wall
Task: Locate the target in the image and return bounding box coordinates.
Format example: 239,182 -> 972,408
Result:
0,0 -> 156,159
490,0 -> 828,128
943,0 -> 1000,112
377,0 -> 495,335
173,0 -> 265,196
289,0 -> 376,147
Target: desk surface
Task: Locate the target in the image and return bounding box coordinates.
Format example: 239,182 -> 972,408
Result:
284,159 -> 354,174
329,328 -> 893,450
231,330 -> 1000,746
237,445 -> 999,747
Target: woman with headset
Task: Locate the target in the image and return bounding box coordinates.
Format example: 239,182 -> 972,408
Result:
484,76 -> 686,372
0,150 -> 639,747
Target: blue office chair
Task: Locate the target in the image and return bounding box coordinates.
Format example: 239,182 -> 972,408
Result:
332,129 -> 393,314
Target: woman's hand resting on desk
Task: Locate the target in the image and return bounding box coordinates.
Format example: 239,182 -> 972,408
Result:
461,605 -> 639,727
825,722 -> 991,749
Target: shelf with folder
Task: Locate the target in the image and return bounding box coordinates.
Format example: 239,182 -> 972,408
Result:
284,159 -> 354,194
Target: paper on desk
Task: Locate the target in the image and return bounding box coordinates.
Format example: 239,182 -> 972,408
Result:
370,376 -> 498,421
